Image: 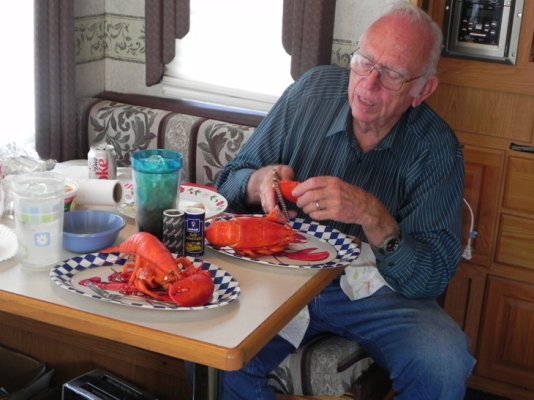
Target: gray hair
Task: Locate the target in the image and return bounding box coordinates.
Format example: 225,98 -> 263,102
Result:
360,1 -> 443,76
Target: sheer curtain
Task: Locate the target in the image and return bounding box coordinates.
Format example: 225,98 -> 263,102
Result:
34,0 -> 79,162
163,0 -> 293,111
145,0 -> 337,87
1,2 -> 35,148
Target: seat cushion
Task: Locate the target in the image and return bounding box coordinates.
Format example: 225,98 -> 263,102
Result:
192,119 -> 255,186
268,334 -> 373,397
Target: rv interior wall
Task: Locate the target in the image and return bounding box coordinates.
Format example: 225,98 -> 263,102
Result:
73,0 -> 403,108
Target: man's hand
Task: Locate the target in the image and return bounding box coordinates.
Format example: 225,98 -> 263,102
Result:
245,165 -> 295,214
292,176 -> 398,247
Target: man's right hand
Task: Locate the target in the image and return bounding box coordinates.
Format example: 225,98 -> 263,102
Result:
245,164 -> 295,214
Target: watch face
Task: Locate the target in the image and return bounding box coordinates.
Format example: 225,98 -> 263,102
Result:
385,237 -> 400,253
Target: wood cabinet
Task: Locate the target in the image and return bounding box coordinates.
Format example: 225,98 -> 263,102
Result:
0,312 -> 193,399
425,1 -> 534,398
477,277 -> 534,392
442,146 -> 504,356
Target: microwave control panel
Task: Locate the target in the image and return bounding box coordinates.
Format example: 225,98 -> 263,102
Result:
443,0 -> 524,64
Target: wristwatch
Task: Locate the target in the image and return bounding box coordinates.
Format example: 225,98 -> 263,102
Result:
377,230 -> 401,255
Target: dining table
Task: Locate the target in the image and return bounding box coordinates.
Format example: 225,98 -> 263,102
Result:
0,174 -> 347,399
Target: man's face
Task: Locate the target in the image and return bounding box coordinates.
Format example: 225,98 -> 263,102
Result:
348,15 -> 430,131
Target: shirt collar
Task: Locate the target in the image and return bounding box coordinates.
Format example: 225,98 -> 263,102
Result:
326,103 -> 410,157
382,112 -> 409,155
325,102 -> 352,138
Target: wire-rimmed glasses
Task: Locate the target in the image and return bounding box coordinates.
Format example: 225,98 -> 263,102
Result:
350,49 -> 425,91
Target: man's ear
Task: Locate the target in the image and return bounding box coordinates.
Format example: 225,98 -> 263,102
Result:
411,76 -> 439,108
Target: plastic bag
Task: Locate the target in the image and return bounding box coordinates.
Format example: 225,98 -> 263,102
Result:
0,142 -> 57,218
0,142 -> 56,176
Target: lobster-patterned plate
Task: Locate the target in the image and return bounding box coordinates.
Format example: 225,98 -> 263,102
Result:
50,252 -> 240,310
117,184 -> 228,220
205,217 -> 360,269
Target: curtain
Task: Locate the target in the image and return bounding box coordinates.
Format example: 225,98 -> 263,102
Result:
145,0 -> 190,86
146,0 -> 335,86
34,0 -> 79,162
282,0 -> 337,80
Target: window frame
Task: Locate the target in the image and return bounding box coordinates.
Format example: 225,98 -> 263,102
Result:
153,0 -> 337,112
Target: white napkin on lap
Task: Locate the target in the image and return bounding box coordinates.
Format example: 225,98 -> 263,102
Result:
340,242 -> 388,301
278,242 -> 388,348
278,306 -> 311,348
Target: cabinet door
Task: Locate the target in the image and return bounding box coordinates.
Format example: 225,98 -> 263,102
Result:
496,214 -> 534,272
444,147 -> 503,356
502,156 -> 534,214
462,146 -> 504,267
476,277 -> 534,390
444,262 -> 486,355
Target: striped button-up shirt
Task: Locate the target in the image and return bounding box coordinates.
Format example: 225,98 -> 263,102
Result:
216,65 -> 464,299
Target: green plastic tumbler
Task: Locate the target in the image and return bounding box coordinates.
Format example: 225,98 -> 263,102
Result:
131,149 -> 183,240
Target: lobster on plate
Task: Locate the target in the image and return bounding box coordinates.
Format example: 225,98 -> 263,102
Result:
101,232 -> 214,307
205,209 -> 297,258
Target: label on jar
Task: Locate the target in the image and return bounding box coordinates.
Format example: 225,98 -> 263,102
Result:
184,207 -> 205,256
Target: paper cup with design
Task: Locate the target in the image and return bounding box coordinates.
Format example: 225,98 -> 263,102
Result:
162,209 -> 185,255
11,171 -> 65,269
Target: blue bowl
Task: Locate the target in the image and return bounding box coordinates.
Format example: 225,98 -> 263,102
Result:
63,210 -> 126,253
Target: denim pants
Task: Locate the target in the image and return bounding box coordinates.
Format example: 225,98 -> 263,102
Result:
219,281 -> 475,400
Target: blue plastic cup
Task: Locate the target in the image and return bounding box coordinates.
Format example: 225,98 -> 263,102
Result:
131,149 -> 183,240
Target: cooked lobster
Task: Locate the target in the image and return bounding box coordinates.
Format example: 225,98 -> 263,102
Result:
205,209 -> 297,258
100,232 -> 214,306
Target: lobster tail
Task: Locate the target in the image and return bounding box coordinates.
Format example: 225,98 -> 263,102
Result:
101,231 -> 181,286
205,212 -> 295,258
98,232 -> 214,306
101,232 -> 166,256
205,219 -> 241,247
101,244 -> 122,253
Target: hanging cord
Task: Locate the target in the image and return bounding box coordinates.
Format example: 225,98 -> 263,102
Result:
462,197 -> 477,260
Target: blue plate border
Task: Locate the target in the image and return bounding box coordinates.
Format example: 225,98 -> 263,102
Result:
50,253 -> 240,310
206,216 -> 360,269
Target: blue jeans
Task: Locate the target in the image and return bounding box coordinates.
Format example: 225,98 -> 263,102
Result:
220,282 -> 475,400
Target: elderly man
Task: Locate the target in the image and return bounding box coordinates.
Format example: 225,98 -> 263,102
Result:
216,2 -> 475,399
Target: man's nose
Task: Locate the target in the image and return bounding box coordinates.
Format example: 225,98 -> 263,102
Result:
362,67 -> 381,88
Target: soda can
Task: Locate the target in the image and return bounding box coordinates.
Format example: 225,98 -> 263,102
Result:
88,143 -> 117,179
184,206 -> 205,256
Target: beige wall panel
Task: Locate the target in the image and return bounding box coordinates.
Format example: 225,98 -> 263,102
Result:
428,85 -> 534,142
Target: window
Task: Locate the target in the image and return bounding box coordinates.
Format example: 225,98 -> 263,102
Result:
0,1 -> 35,148
162,0 -> 293,112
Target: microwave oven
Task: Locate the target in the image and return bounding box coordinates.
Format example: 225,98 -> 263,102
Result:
443,0 -> 525,64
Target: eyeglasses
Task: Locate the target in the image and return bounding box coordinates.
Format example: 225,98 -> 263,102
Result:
350,50 -> 425,91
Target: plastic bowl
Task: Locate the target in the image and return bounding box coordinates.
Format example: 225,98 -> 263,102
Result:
63,210 -> 126,253
64,179 -> 79,212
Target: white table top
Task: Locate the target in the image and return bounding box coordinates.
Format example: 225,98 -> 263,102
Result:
0,207 -> 341,371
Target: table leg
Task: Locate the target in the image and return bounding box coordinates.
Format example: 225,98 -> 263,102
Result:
192,364 -> 219,400
207,367 -> 219,400
192,363 -> 206,400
